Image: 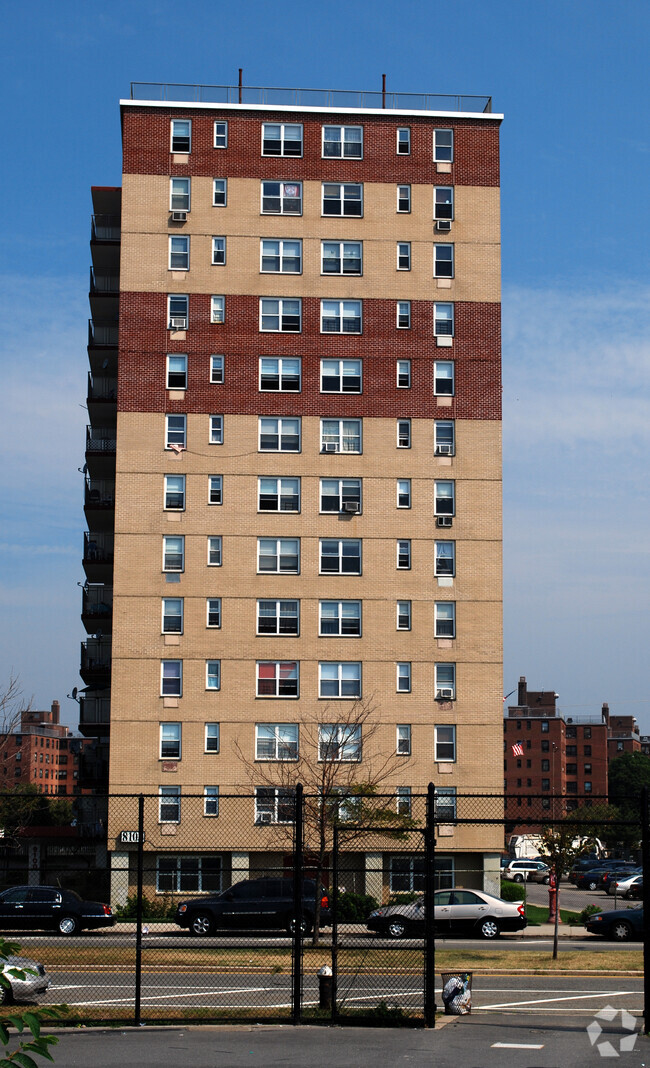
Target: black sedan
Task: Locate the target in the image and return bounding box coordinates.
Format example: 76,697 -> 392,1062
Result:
0,885 -> 114,935
585,906 -> 644,941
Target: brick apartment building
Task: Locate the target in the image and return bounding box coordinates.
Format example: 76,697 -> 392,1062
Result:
81,80 -> 504,902
0,701 -> 85,797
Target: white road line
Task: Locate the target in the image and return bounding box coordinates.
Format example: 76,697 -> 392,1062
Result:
491,1043 -> 545,1050
479,990 -> 636,1009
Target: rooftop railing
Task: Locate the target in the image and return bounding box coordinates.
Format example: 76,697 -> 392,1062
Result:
129,82 -> 492,114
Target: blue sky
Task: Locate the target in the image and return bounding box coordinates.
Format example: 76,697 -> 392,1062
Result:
2,0 -> 649,729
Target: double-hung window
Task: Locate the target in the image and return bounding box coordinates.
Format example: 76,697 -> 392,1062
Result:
434,541 -> 455,577
397,419 -> 411,448
397,359 -> 411,387
164,474 -> 185,510
435,602 -> 456,638
262,123 -> 303,156
434,786 -> 457,821
318,723 -> 361,760
397,128 -> 411,154
204,786 -> 219,817
213,179 -> 227,206
159,786 -> 180,823
257,600 -> 300,635
319,539 -> 361,575
258,538 -> 300,573
396,786 -> 412,816
397,601 -> 412,631
434,244 -> 454,278
434,129 -> 453,163
319,600 -> 361,637
211,295 -> 225,323
397,242 -> 411,270
162,598 -> 183,634
397,539 -> 411,569
255,787 -> 295,824
207,537 -> 222,567
165,414 -> 186,450
171,120 -> 191,153
320,478 -> 361,513
434,187 -> 454,221
256,723 -> 299,759
434,361 -> 454,396
166,354 -> 187,389
205,723 -> 220,753
321,241 -> 362,275
212,237 -> 226,265
206,598 -> 221,628
261,181 -> 302,215
321,418 -> 361,453
214,121 -> 228,148
259,357 -> 301,391
397,662 -> 411,692
322,125 -> 363,158
259,416 -> 300,452
397,302 -> 411,329
169,236 -> 189,271
258,477 -> 300,512
163,535 -> 184,572
322,182 -> 363,216
210,355 -> 224,383
397,184 -> 411,212
168,294 -> 188,329
170,178 -> 190,211
206,660 -> 221,690
319,662 -> 361,699
209,415 -> 223,444
321,359 -> 361,393
321,300 -> 362,334
260,298 -> 301,332
160,723 -> 181,759
434,302 -> 454,337
397,479 -> 411,508
435,663 -> 456,700
435,725 -> 456,761
435,420 -> 455,456
397,724 -> 411,755
257,661 -> 299,697
161,660 -> 182,697
260,239 -> 302,274
435,480 -> 455,516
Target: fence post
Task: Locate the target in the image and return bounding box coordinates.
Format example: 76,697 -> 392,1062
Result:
331,825 -> 339,1021
424,782 -> 437,1027
291,782 -> 304,1025
134,794 -> 144,1027
643,787 -> 650,1034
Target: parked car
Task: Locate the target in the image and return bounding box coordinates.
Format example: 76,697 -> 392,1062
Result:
502,860 -> 550,884
601,865 -> 642,893
0,885 -> 114,936
366,889 -> 527,940
0,955 -> 50,1004
175,877 -> 331,936
610,873 -> 643,899
575,862 -> 637,892
567,856 -> 602,884
584,906 -> 644,941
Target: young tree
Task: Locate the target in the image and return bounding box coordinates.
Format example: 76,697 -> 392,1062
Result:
0,676 -> 29,765
609,752 -> 650,849
235,697 -> 415,944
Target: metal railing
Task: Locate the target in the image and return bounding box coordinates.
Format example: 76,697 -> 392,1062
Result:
91,215 -> 121,241
85,428 -> 117,455
88,321 -> 119,348
90,267 -> 120,294
130,81 -> 492,113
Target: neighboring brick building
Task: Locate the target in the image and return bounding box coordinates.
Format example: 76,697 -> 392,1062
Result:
504,677 -> 609,817
81,81 -> 504,902
603,703 -> 642,760
0,702 -> 85,797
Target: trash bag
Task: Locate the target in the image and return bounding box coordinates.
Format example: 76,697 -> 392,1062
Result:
441,971 -> 472,1014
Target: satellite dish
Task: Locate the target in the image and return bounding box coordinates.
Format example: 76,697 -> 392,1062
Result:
72,688 -> 78,700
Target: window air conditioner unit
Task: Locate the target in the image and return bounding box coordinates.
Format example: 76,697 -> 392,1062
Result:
436,688 -> 454,699
171,211 -> 187,222
322,443 -> 338,453
435,444 -> 453,456
436,515 -> 453,528
342,501 -> 360,514
436,219 -> 452,232
257,812 -> 273,824
170,317 -> 187,329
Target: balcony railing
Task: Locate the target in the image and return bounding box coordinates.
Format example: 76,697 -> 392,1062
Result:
80,639 -> 111,674
84,479 -> 115,509
130,81 -> 493,114
90,267 -> 119,294
88,320 -> 119,347
91,215 -> 121,241
79,696 -> 111,726
84,532 -> 114,564
87,373 -> 117,403
85,428 -> 117,455
81,585 -> 113,620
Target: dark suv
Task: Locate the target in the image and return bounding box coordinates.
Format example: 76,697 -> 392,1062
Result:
175,877 -> 332,936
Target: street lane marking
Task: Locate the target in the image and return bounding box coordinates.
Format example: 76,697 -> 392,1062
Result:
491,1043 -> 544,1050
480,990 -> 636,1009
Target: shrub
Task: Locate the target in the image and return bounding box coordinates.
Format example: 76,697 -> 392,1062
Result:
388,891 -> 421,905
499,879 -> 525,901
336,891 -> 378,922
113,893 -> 176,921
579,903 -> 602,924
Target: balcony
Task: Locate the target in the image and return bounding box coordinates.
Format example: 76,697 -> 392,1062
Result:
87,374 -> 117,425
88,320 -> 118,348
83,532 -> 114,582
90,267 -> 119,295
80,638 -> 112,685
91,215 -> 120,242
78,695 -> 111,727
81,584 -> 113,633
85,428 -> 116,479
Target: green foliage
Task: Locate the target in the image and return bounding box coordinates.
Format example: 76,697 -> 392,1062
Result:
0,936 -> 67,1066
387,891 -> 421,905
0,787 -> 74,839
335,892 -> 378,922
112,894 -> 176,921
608,753 -> 650,847
580,903 -> 602,924
499,879 -> 525,901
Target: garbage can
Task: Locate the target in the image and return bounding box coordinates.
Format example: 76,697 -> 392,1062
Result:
441,972 -> 472,1015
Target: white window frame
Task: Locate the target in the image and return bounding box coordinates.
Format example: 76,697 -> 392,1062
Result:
435,601 -> 456,638
397,127 -> 411,155
396,786 -> 412,816
321,241 -> 363,276
209,415 -> 223,444
210,355 -> 224,383
434,480 -> 455,517
213,179 -> 227,207
260,238 -> 303,274
170,177 -> 191,212
397,242 -> 411,271
212,236 -> 226,265
322,125 -> 363,159
319,538 -> 362,575
397,479 -> 411,509
396,539 -> 411,569
257,537 -> 300,574
259,297 -> 302,333
206,660 -> 221,691
318,723 -> 362,761
204,786 -> 220,817
434,302 -> 455,337
397,601 -> 412,631
256,661 -> 299,698
320,300 -> 362,335
160,722 -> 181,760
258,476 -> 300,513
435,663 -> 456,700
434,786 -> 457,821
396,302 -> 411,329
318,663 -> 362,700
397,419 -> 411,449
262,122 -> 303,157
320,418 -> 362,454
206,598 -> 221,628
434,129 -> 454,163
256,599 -> 300,636
434,420 -> 455,456
258,416 -> 301,453
320,359 -> 362,394
319,600 -> 362,638
261,180 -> 303,215
259,357 -> 302,392
397,724 -> 411,755
255,786 -> 295,824
164,473 -> 185,511
162,535 -> 184,572
255,723 -> 299,760
211,295 -> 225,323
165,414 -> 186,450
166,354 -> 187,390
169,235 -> 189,271
207,536 -> 222,567
397,662 -> 411,692
435,724 -> 456,762
171,120 -> 191,153
397,184 -> 411,212
322,182 -> 363,216
397,359 -> 411,387
167,294 -> 188,329
434,541 -> 455,578
159,785 -> 181,823
161,597 -> 183,635
204,723 -> 220,753
434,187 -> 454,221
320,478 -> 362,514
434,361 -> 455,396
434,244 -> 454,278
161,660 -> 182,697
213,121 -> 228,149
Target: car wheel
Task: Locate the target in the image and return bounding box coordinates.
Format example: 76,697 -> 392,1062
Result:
286,916 -> 313,937
586,880 -> 599,891
542,876 -> 550,885
387,918 -> 407,939
0,982 -> 10,1006
58,915 -> 79,936
611,920 -> 633,941
478,917 -> 500,940
190,912 -> 215,936
512,874 -> 524,883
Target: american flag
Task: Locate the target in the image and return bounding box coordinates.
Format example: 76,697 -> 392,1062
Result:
511,742 -> 524,756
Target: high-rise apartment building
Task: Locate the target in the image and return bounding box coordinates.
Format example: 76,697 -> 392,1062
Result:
82,82 -> 504,902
